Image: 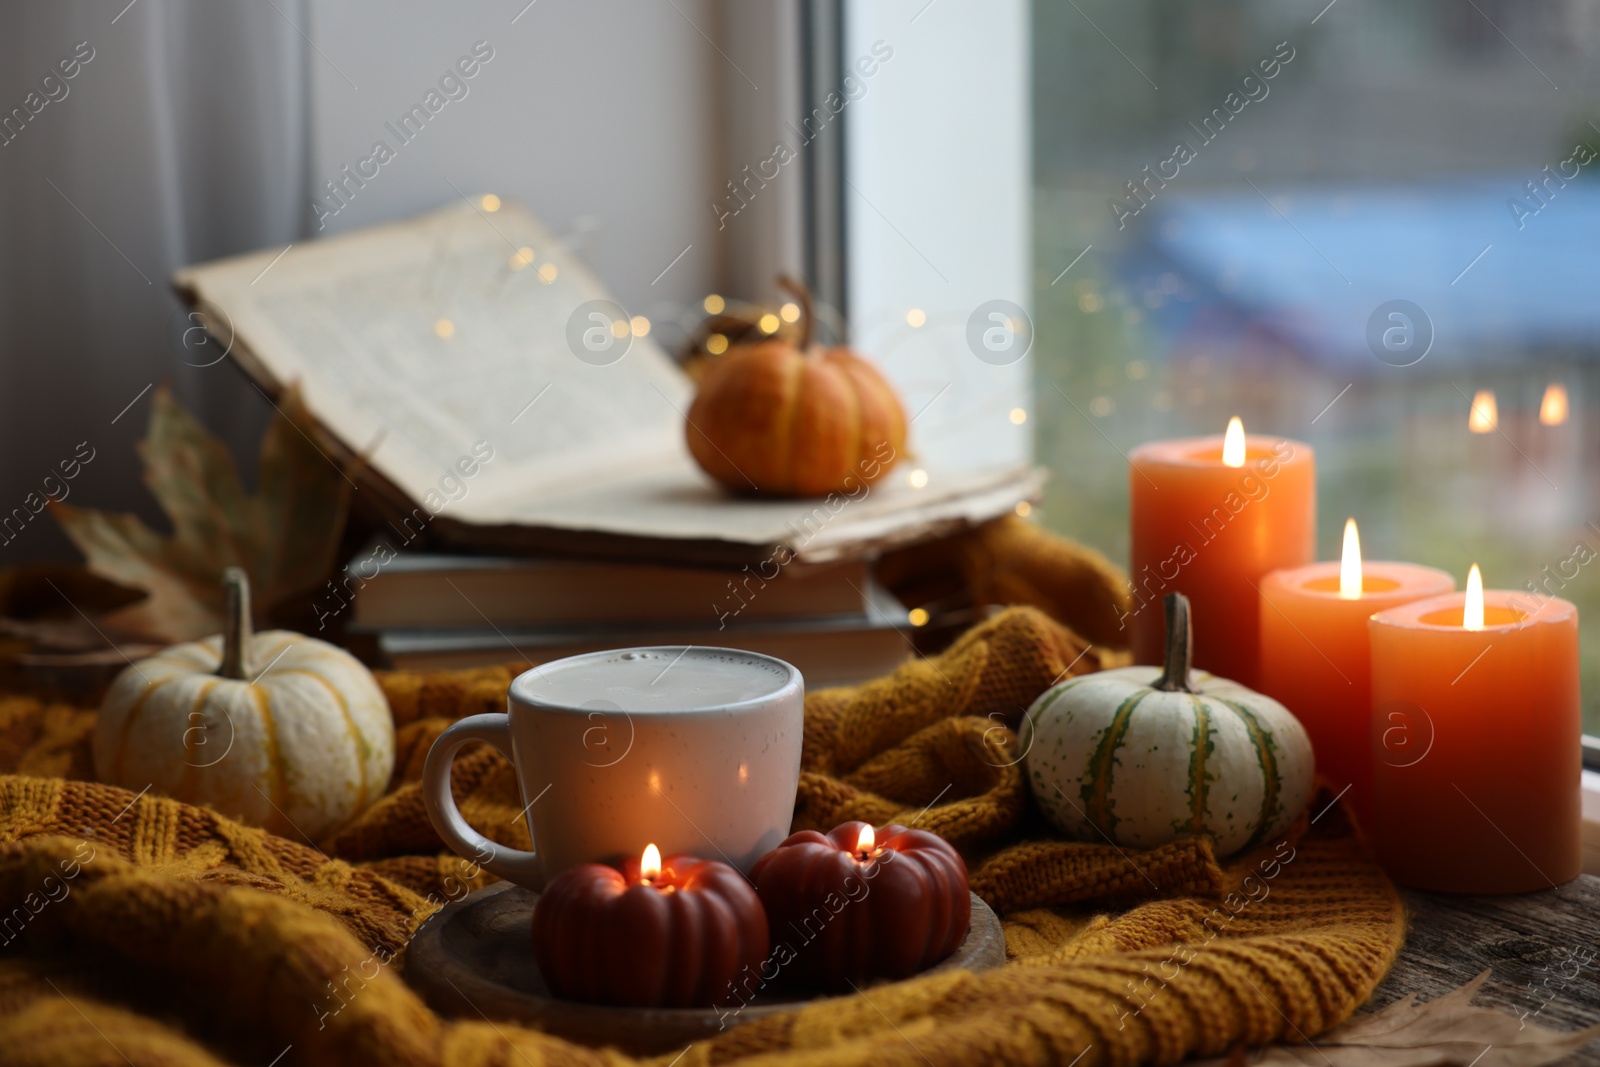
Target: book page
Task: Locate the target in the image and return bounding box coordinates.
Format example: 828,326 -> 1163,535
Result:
176,201 -> 692,515
497,463 -> 1045,561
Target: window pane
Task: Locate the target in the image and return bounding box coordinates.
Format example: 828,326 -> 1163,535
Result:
1031,0 -> 1600,732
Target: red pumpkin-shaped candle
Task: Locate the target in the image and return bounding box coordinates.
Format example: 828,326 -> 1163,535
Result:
750,822 -> 969,989
532,845 -> 769,1008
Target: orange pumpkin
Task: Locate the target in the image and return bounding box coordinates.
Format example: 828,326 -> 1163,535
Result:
685,277 -> 906,497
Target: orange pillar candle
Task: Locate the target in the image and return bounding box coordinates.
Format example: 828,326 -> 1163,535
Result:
1369,565 -> 1581,893
1258,519 -> 1454,826
1129,418 -> 1315,687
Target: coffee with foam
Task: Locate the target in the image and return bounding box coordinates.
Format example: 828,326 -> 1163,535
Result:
516,647 -> 793,713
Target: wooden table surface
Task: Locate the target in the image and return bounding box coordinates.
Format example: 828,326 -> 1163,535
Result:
1368,873 -> 1600,1064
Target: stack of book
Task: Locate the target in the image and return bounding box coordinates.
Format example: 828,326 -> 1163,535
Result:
344,552 -> 914,686
176,200 -> 1041,689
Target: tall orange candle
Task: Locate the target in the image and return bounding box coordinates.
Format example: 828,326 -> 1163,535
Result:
1258,519 -> 1454,827
1369,565 -> 1581,893
1129,418 -> 1315,687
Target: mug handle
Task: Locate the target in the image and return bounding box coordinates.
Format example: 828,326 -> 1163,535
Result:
422,713 -> 544,890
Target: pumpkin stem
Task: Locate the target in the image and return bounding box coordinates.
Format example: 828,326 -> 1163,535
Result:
218,567 -> 254,681
1154,592 -> 1194,692
777,274 -> 814,351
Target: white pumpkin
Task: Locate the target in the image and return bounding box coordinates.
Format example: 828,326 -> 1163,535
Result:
94,568 -> 394,841
1020,592 -> 1313,857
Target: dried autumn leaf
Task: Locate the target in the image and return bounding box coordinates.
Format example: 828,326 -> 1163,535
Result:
0,562 -> 148,652
51,384 -> 350,643
1194,971 -> 1600,1067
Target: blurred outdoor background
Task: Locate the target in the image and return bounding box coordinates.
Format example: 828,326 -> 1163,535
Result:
1029,0 -> 1600,732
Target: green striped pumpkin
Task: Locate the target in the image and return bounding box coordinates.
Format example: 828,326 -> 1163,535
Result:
1020,593 -> 1313,857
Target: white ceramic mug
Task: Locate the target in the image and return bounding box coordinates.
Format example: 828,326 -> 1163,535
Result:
423,646 -> 804,890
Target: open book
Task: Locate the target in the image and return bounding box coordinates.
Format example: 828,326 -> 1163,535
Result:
175,201 -> 1040,566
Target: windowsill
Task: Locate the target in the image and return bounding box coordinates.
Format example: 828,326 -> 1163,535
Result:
1583,769 -> 1600,876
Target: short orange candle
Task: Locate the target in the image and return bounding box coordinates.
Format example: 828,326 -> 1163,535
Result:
1368,566 -> 1581,893
1130,418 -> 1315,687
1258,520 -> 1454,827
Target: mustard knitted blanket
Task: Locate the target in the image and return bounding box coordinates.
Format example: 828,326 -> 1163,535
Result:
0,605 -> 1404,1067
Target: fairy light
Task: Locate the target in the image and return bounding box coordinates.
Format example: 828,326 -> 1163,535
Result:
1540,383 -> 1569,426
704,294 -> 726,314
780,302 -> 801,323
705,333 -> 729,355
1009,407 -> 1027,425
758,313 -> 780,334
1467,390 -> 1497,433
630,315 -> 651,337
479,194 -> 501,212
434,318 -> 455,339
906,308 -> 927,328
537,263 -> 558,283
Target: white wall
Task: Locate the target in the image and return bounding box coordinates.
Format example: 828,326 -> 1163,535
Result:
843,0 -> 1032,475
306,0 -> 728,323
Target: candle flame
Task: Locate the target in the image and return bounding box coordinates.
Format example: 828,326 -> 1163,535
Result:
1467,390 -> 1498,433
1339,518 -> 1362,600
640,843 -> 661,883
1222,417 -> 1246,467
1540,383 -> 1569,426
1464,564 -> 1484,631
856,824 -> 875,854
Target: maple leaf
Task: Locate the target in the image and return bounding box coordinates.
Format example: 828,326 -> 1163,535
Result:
0,563 -> 148,652
52,384 -> 351,643
1196,971 -> 1600,1067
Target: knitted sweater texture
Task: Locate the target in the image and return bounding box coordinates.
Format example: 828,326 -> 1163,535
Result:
0,605 -> 1402,1066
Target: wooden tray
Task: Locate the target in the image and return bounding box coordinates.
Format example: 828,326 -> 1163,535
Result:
405,881 -> 1006,1055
